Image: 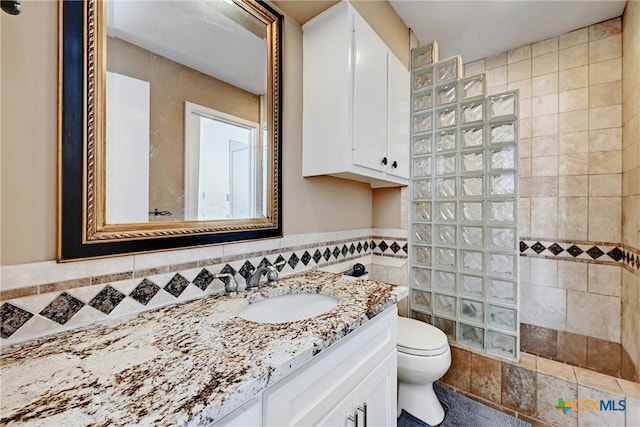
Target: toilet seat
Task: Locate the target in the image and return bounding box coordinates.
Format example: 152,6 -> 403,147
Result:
397,317 -> 449,357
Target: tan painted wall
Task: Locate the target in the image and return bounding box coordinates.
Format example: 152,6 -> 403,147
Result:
107,37 -> 261,220
0,1 -> 410,265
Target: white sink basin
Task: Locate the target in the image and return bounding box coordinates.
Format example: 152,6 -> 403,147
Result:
238,293 -> 339,323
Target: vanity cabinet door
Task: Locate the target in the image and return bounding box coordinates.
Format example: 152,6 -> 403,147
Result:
351,352 -> 397,427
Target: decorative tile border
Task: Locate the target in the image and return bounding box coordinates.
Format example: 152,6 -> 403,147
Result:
0,233 -> 407,345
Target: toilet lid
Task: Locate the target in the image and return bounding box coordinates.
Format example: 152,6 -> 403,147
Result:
397,317 -> 449,356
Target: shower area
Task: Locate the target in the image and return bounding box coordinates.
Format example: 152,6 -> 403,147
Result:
409,42 -> 521,361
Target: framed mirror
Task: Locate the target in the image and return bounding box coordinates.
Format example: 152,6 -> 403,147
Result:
58,0 -> 282,260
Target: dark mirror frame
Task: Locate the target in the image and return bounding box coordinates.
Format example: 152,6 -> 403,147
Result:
58,0 -> 283,261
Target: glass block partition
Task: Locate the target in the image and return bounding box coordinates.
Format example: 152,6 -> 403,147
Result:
409,44 -> 520,361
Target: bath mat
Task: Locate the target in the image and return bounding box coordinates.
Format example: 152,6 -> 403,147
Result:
397,383 -> 531,427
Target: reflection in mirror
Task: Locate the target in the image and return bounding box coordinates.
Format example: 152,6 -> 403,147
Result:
57,0 -> 282,260
105,0 -> 269,223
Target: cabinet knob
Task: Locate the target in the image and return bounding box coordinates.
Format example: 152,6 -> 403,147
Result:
381,157 -> 388,166
391,161 -> 398,169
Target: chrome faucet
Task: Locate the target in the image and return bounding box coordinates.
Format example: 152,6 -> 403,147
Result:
212,273 -> 238,297
245,261 -> 285,291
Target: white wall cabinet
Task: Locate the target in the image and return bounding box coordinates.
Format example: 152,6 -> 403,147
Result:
302,2 -> 410,188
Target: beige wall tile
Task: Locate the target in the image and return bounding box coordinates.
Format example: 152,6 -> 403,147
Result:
559,88 -> 589,112
519,97 -> 532,119
567,290 -> 621,342
485,65 -> 507,88
589,35 -> 622,63
589,58 -> 622,85
559,27 -> 588,49
533,37 -> 559,57
577,386 -> 626,426
559,44 -> 589,70
508,45 -> 532,63
589,80 -> 622,108
521,284 -> 566,329
532,114 -> 558,137
559,65 -> 588,91
464,59 -> 485,77
559,110 -> 589,133
531,93 -> 558,117
588,196 -> 621,242
559,131 -> 589,154
519,117 -> 532,138
588,264 -> 622,297
558,197 -> 588,240
559,153 -> 589,175
532,72 -> 559,96
589,150 -> 622,174
532,156 -> 558,177
486,52 -> 507,69
520,177 -> 531,200
589,173 -> 621,197
532,135 -> 559,157
589,128 -> 622,152
589,104 -> 622,130
558,260 -> 588,291
530,177 -> 559,197
507,79 -> 532,99
530,197 -> 558,239
559,175 -> 588,196
589,17 -> 622,41
532,52 -> 559,77
507,59 -> 531,82
519,137 -> 532,158
518,197 -> 531,236
529,258 -> 558,287
537,373 -> 578,427
520,257 -> 531,283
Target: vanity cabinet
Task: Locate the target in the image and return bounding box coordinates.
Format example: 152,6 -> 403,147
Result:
302,2 -> 410,188
262,307 -> 397,426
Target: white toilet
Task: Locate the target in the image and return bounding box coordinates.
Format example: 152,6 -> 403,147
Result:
397,316 -> 451,426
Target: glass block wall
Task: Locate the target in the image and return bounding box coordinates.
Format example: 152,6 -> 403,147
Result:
409,43 -> 520,361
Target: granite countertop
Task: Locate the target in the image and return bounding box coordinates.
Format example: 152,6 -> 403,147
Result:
0,270 -> 408,426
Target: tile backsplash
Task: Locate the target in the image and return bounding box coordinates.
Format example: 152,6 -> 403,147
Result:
1,228 -> 408,345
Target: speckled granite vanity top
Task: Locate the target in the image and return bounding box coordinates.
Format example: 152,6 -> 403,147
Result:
0,270 -> 408,426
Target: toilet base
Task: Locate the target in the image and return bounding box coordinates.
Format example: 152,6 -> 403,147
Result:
398,381 -> 445,426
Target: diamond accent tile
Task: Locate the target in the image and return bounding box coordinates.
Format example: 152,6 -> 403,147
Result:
274,255 -> 286,271
192,268 -> 215,291
607,247 -> 623,262
88,285 -> 126,315
239,261 -> 256,281
547,243 -> 564,256
357,242 -> 363,253
341,245 -> 348,257
520,241 -> 529,252
1,303 -> 34,338
130,279 -> 161,306
566,245 -> 584,257
378,241 -> 389,252
333,247 -> 341,259
288,253 -> 300,269
586,246 -> 604,260
220,264 -> 237,277
323,248 -> 331,261
402,243 -> 408,253
349,244 -> 356,254
364,241 -> 370,252
39,292 -> 85,325
164,273 -> 190,298
313,250 -> 322,264
370,241 -> 377,250
257,258 -> 272,270
390,242 -> 401,254
531,242 -> 546,254
301,251 -> 311,266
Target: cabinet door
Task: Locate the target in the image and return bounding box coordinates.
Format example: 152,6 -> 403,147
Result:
386,53 -> 410,180
352,12 -> 388,173
313,391 -> 354,427
352,351 -> 397,427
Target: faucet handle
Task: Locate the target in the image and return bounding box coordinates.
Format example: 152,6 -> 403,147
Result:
212,273 -> 238,297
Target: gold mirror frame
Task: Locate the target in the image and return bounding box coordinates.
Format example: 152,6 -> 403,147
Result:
58,0 -> 282,260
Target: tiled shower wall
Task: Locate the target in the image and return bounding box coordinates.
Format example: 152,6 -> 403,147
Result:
465,16 -> 639,381
622,1 -> 640,386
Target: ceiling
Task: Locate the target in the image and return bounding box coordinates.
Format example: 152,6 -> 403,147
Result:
390,1 -> 627,63
275,0 -> 627,65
